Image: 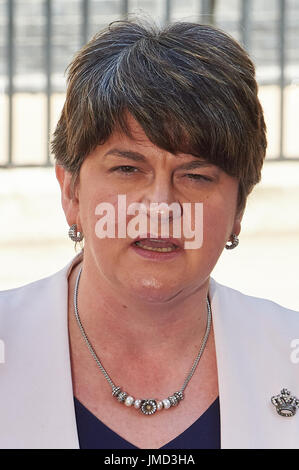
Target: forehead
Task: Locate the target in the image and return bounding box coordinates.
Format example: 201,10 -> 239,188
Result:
95,114 -> 206,164
111,114 -> 158,148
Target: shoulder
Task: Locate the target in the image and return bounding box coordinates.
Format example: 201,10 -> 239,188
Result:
0,267 -> 65,312
0,252 -> 82,315
0,259 -> 76,351
0,256 -> 78,336
210,278 -> 299,393
209,277 -> 299,332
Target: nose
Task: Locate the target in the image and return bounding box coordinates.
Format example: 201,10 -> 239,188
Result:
141,173 -> 182,222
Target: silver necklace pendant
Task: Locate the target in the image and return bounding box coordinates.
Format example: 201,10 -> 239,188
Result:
271,388 -> 299,417
140,400 -> 158,415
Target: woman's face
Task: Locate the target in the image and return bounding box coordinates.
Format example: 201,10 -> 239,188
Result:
58,115 -> 242,303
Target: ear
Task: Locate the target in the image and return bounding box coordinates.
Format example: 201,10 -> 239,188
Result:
55,163 -> 82,230
232,208 -> 244,237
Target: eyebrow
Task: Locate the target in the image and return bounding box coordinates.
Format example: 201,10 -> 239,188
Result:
103,149 -> 213,170
103,149 -> 146,162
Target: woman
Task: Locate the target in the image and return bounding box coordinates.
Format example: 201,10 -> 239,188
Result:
0,18 -> 298,450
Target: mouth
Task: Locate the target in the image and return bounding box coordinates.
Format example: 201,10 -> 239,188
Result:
132,236 -> 182,253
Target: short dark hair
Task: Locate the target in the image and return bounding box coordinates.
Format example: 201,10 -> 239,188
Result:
51,18 -> 267,213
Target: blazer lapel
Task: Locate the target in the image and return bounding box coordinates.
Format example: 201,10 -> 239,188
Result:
209,278 -> 299,449
0,257 -> 80,449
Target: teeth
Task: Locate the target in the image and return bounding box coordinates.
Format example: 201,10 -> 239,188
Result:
135,241 -> 176,252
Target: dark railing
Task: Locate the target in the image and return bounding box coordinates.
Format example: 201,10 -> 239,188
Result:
1,0 -> 298,168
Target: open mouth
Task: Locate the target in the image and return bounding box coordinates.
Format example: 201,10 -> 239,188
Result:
133,238 -> 180,253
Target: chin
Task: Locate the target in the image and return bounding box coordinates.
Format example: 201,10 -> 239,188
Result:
118,275 -> 175,303
125,277 -> 183,304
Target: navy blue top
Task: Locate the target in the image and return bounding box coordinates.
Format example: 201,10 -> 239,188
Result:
74,396 -> 220,449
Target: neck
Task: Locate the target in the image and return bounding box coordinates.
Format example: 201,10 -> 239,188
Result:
69,258 -> 210,359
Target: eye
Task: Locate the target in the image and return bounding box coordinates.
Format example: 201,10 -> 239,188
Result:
110,165 -> 139,174
184,174 -> 213,182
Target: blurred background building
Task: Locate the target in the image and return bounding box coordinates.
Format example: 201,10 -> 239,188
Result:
0,0 -> 298,309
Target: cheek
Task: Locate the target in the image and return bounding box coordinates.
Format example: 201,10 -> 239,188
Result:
81,188 -> 139,246
182,200 -> 235,278
202,196 -> 237,246
78,184 -> 117,240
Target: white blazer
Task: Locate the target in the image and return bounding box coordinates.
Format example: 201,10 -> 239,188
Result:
0,251 -> 299,449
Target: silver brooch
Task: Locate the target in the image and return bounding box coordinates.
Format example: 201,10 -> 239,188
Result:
271,388 -> 299,417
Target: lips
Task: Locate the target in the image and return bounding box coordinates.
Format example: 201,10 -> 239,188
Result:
132,234 -> 183,251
